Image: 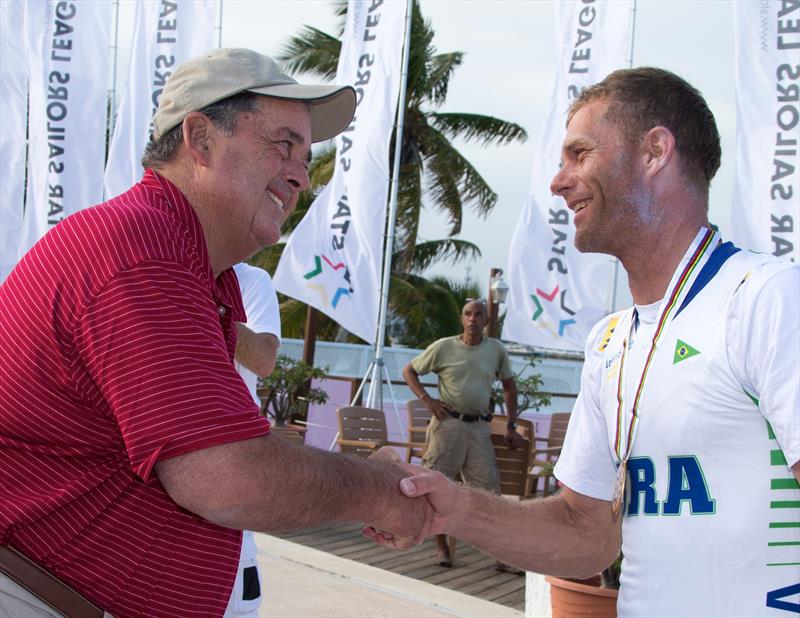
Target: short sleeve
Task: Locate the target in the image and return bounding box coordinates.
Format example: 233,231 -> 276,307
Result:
234,263 -> 281,339
554,318 -> 618,501
411,339 -> 442,376
74,261 -> 269,482
727,262 -> 800,467
497,344 -> 514,380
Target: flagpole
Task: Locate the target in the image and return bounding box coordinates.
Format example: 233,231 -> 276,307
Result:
363,0 -> 413,412
608,0 -> 637,314
216,0 -> 223,48
104,0 -> 121,200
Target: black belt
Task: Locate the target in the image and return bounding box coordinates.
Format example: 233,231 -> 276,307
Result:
447,411 -> 492,423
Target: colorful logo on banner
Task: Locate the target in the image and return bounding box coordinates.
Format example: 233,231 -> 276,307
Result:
530,284 -> 577,338
303,254 -> 353,309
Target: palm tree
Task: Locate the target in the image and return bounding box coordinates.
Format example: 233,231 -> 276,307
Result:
252,0 -> 526,347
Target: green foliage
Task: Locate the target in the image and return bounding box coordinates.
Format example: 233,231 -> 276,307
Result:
259,355 -> 329,426
601,553 -> 623,589
492,358 -> 551,413
265,0 -> 527,349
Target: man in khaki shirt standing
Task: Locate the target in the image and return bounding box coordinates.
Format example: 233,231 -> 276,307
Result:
402,299 -> 522,567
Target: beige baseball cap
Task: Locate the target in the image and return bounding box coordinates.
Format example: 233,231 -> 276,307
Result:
151,48 -> 356,143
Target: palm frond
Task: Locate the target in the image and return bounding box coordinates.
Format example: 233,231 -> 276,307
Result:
431,112 -> 527,146
420,124 -> 497,222
426,52 -> 464,106
277,27 -> 341,80
403,239 -> 481,273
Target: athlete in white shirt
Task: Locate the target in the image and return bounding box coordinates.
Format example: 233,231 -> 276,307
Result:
367,68 -> 800,617
224,262 -> 281,618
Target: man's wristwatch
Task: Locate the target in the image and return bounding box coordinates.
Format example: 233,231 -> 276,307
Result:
507,421 -> 517,430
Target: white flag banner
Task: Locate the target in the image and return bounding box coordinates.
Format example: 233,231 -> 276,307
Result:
21,0 -> 112,258
0,0 -> 27,282
104,0 -> 216,199
731,2 -> 799,262
274,0 -> 406,344
502,0 -> 633,351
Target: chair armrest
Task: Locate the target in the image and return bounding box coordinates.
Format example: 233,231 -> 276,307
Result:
336,439 -> 383,449
532,446 -> 563,454
383,440 -> 416,449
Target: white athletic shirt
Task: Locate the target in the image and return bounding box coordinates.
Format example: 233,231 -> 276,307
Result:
232,262 -> 281,405
225,263 -> 282,618
555,231 -> 800,617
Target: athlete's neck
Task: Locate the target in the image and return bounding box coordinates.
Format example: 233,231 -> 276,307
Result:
623,222 -> 708,305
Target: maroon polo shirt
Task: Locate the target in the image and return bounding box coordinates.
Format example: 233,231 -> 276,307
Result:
0,170 -> 270,617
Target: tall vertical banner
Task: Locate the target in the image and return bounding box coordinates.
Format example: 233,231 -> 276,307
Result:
731,2 -> 799,263
104,0 -> 216,199
274,0 -> 406,344
0,0 -> 27,282
502,0 -> 633,351
20,0 -> 112,259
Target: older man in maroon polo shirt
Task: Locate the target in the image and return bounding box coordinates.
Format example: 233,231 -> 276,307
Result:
0,48 -> 431,618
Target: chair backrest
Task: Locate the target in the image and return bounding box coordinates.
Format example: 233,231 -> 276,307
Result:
406,399 -> 431,459
337,406 -> 388,457
490,416 -> 535,442
491,433 -> 532,498
547,412 -> 571,448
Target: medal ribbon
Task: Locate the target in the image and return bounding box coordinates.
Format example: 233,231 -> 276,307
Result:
612,227 -> 718,464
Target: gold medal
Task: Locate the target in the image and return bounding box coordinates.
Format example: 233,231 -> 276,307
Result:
612,459 -> 627,515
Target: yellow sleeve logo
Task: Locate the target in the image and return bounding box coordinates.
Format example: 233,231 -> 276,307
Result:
598,316 -> 620,352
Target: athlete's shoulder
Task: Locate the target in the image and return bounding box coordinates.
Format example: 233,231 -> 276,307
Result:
725,246 -> 798,300
586,308 -> 630,357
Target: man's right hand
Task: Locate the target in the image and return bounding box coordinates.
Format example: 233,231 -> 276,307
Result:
423,396 -> 452,421
363,463 -> 464,549
362,459 -> 437,548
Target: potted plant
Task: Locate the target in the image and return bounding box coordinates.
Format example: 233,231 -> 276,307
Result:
545,551 -> 621,617
257,355 -> 329,439
491,358 -> 552,413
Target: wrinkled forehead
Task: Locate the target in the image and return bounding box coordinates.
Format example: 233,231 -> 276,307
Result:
462,301 -> 487,316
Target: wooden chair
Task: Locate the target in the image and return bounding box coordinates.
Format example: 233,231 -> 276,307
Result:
406,399 -> 431,462
336,406 -> 413,459
490,417 -> 535,499
527,412 -> 571,497
270,424 -> 306,445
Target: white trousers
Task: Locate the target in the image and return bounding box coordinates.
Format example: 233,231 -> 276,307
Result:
0,573 -> 113,618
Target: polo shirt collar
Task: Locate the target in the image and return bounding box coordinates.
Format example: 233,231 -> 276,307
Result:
140,169 -> 246,323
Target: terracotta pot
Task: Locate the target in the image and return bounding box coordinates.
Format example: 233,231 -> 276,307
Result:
545,575 -> 618,618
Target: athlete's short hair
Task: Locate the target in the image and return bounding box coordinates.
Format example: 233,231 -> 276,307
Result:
568,67 -> 721,189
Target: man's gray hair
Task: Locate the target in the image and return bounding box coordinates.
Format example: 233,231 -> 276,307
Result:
141,91 -> 262,169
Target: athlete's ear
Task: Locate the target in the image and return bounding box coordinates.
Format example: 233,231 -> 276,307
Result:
640,126 -> 675,178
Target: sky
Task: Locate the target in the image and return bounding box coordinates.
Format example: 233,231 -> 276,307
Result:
122,0 -> 739,301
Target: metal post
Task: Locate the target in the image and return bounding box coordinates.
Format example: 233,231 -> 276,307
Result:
216,0 -> 224,48
487,267 -> 500,338
363,0 -> 413,410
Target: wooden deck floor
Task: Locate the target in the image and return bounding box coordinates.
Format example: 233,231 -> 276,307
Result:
277,523 -> 525,612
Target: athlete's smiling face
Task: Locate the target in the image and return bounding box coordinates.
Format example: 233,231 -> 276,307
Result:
550,98 -> 650,258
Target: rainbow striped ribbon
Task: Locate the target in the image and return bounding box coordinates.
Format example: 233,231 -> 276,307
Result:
613,227 -> 718,463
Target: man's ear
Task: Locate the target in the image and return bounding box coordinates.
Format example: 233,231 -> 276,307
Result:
182,112 -> 214,167
641,126 -> 676,178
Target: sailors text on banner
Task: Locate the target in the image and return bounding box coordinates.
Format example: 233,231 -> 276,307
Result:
274,0 -> 406,344
502,0 -> 633,351
104,0 -> 216,199
0,0 -> 27,282
21,0 -> 112,260
731,1 -> 799,263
